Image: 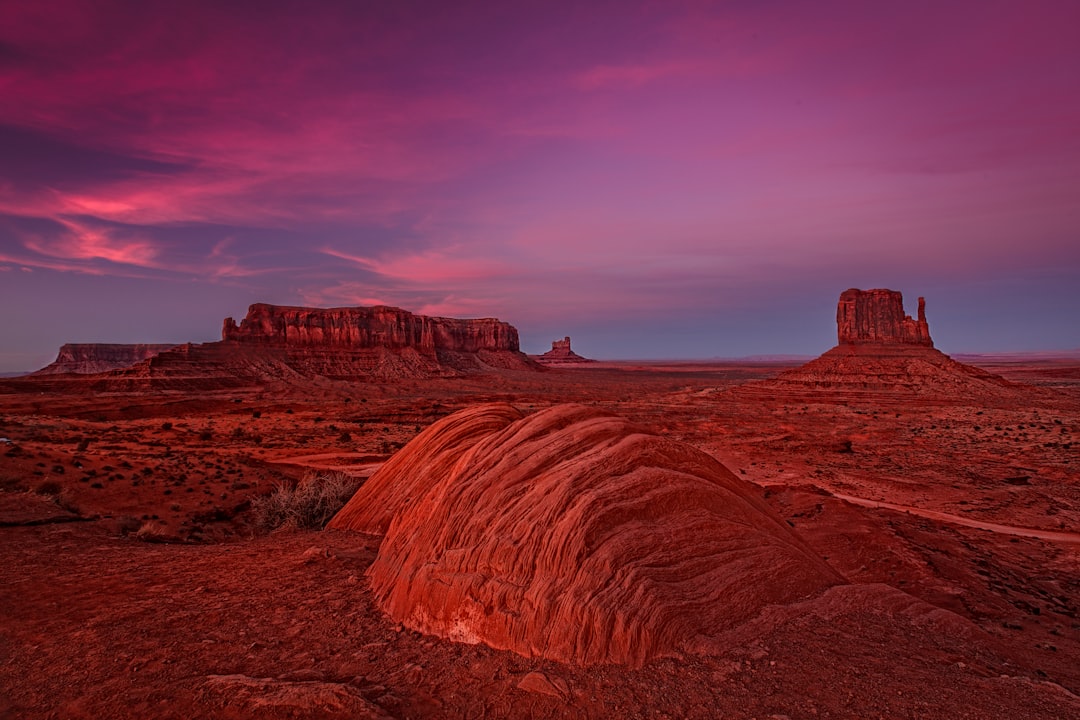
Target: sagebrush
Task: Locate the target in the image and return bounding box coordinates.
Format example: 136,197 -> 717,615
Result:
250,471 -> 362,530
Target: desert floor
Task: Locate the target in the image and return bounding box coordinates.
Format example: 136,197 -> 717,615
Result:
1,359 -> 1078,719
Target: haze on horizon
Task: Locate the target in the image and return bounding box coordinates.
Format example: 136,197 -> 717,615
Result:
1,0 -> 1078,372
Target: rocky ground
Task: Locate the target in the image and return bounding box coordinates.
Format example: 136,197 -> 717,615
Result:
1,358 -> 1078,719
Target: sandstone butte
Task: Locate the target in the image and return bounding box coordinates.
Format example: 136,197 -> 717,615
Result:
759,288 -> 1018,399
329,403 -> 843,667
534,336 -> 593,365
31,343 -> 178,375
19,304 -> 538,389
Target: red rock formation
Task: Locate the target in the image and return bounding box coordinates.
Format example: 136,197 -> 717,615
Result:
330,403 -> 842,666
836,288 -> 932,346
535,336 -> 592,365
747,289 -> 1020,401
32,344 -> 178,375
56,304 -> 539,389
222,303 -> 520,354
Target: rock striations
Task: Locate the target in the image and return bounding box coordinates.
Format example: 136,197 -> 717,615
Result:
534,336 -> 593,365
32,344 -> 178,375
329,403 -> 842,666
755,289 -> 1017,400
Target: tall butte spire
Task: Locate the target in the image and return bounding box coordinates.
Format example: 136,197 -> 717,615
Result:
836,289 -> 933,347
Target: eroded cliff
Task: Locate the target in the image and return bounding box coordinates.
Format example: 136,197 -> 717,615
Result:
837,288 -> 932,346
221,303 -> 520,354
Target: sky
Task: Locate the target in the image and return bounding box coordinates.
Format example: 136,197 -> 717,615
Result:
1,0 -> 1078,371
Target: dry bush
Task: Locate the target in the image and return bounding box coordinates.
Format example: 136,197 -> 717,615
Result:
134,520 -> 169,542
250,471 -> 362,531
0,474 -> 29,493
34,480 -> 63,496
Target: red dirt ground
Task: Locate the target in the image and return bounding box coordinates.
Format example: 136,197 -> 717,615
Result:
1,358 -> 1078,718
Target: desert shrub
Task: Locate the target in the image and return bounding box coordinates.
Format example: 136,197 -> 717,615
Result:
250,471 -> 362,531
0,474 -> 28,493
34,480 -> 62,496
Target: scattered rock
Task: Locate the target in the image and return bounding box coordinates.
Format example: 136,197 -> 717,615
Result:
200,674 -> 391,719
516,671 -> 569,699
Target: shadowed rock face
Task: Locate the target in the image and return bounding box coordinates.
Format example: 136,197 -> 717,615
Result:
32,344 -> 178,375
222,304 -> 520,354
330,403 -> 842,667
837,288 -> 932,346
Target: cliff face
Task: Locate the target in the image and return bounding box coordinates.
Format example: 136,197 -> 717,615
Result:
837,289 -> 932,346
32,344 -> 178,375
222,303 -> 520,355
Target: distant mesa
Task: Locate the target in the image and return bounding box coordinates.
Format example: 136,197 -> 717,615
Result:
17,304 -> 538,390
31,343 -> 178,375
534,336 -> 593,365
329,403 -> 841,666
221,303 -> 520,354
759,288 -> 1015,398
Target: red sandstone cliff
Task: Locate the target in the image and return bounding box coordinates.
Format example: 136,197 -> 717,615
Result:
222,303 -> 520,354
103,303 -> 538,387
32,344 -> 178,376
837,288 -> 932,346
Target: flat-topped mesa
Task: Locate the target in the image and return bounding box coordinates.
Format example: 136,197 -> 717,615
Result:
32,343 -> 178,375
221,303 -> 520,355
837,289 -> 932,347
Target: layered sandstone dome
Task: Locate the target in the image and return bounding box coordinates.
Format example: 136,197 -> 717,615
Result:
329,403 -> 842,666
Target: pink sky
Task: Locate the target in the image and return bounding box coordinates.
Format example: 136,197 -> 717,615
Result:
1,0 -> 1078,370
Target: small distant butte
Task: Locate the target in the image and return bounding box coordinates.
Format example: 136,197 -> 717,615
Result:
534,337 -> 594,365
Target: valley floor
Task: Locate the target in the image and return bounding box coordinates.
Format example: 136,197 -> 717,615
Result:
1,359 -> 1078,719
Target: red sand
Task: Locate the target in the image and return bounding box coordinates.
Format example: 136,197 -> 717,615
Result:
1,358 -> 1079,718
